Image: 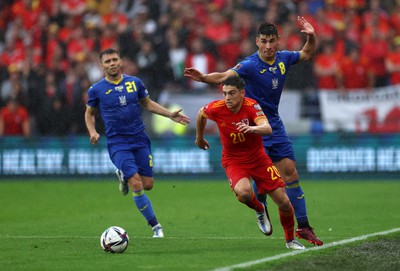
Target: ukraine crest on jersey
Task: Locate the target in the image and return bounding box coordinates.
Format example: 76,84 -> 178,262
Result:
87,74 -> 149,139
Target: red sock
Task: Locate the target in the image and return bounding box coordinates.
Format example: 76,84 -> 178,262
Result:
238,192 -> 263,213
279,205 -> 295,241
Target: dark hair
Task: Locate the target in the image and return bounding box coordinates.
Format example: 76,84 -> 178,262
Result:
99,48 -> 120,60
257,23 -> 279,37
222,76 -> 245,90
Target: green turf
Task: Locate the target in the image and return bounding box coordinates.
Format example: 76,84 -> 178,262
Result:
0,179 -> 399,271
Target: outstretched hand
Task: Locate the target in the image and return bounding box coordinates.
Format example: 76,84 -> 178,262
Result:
184,67 -> 203,82
170,109 -> 190,125
297,16 -> 315,36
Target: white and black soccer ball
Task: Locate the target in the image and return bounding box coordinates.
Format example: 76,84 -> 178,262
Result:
100,226 -> 129,253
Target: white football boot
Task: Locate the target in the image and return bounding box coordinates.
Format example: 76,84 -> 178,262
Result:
152,224 -> 164,238
256,204 -> 273,236
115,169 -> 129,196
286,239 -> 306,250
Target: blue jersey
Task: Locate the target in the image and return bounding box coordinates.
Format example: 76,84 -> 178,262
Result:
87,74 -> 149,144
231,50 -> 300,160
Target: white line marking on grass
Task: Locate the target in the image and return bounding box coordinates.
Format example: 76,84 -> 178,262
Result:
212,228 -> 400,271
0,235 -> 98,239
0,236 -> 283,240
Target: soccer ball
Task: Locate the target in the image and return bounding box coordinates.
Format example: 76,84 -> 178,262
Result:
100,226 -> 129,253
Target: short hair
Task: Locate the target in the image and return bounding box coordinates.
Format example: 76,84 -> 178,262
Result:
99,48 -> 120,60
222,76 -> 245,90
257,23 -> 279,37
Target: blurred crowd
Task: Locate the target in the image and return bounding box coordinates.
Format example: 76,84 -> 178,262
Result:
1,0 -> 400,137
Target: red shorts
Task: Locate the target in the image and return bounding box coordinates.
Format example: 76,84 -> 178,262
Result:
223,158 -> 285,194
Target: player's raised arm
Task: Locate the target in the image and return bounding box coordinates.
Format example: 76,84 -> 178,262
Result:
297,16 -> 317,62
184,67 -> 236,85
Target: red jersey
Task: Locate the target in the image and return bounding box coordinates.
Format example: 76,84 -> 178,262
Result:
202,97 -> 268,165
314,53 -> 339,89
340,55 -> 371,89
0,105 -> 29,136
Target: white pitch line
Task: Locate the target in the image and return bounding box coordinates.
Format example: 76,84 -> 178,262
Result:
212,228 -> 400,271
0,235 -> 280,240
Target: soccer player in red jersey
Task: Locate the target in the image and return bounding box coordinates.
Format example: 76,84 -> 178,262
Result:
195,76 -> 304,250
186,17 -> 323,246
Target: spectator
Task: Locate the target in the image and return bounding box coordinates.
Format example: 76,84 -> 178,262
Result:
166,29 -> 187,84
236,38 -> 256,63
44,95 -> 71,136
342,8 -> 362,46
203,6 -> 232,48
313,41 -> 340,90
362,0 -> 390,36
35,70 -> 65,135
136,39 -> 161,98
71,89 -> 93,135
0,97 -> 30,137
185,37 -> 216,91
66,26 -> 94,64
60,0 -> 87,20
0,65 -> 27,107
389,2 -> 400,36
99,0 -> 128,35
337,45 -> 373,91
26,63 -> 47,131
312,3 -> 338,42
360,27 -> 389,87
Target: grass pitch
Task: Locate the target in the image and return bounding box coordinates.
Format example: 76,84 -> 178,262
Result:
0,179 -> 399,271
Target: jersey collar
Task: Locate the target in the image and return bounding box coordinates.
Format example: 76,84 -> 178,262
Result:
257,51 -> 275,65
105,74 -> 124,85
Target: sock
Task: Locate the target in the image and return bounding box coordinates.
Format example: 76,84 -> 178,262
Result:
132,190 -> 158,227
279,205 -> 295,242
252,181 -> 267,206
238,192 -> 263,213
285,180 -> 310,228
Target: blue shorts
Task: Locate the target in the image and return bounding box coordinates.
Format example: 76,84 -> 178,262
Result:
262,121 -> 296,162
107,133 -> 153,180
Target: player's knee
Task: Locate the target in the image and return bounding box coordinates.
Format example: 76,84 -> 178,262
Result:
283,170 -> 300,184
142,177 -> 154,190
128,175 -> 143,190
234,186 -> 252,203
277,197 -> 292,211
143,182 -> 153,190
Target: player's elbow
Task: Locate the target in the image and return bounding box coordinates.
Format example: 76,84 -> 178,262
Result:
300,49 -> 316,62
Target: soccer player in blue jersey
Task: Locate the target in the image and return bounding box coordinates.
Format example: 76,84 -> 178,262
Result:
184,16 -> 323,246
85,48 -> 189,238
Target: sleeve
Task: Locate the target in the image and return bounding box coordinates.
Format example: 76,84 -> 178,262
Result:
136,78 -> 149,100
202,102 -> 214,121
231,59 -> 254,80
283,50 -> 301,65
250,101 -> 268,124
86,86 -> 98,108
